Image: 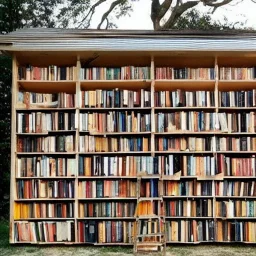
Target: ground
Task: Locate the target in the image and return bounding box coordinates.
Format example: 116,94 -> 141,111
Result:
1,221 -> 256,256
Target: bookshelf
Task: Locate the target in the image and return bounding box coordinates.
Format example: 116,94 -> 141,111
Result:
4,34 -> 256,245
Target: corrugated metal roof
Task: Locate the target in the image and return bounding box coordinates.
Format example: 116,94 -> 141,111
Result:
1,28 -> 256,52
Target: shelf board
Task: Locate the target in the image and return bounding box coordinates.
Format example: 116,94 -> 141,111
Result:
138,197 -> 163,201
78,197 -> 137,200
18,80 -> 77,93
218,107 -> 256,110
138,175 -> 161,179
163,196 -> 214,199
81,131 -> 151,136
217,151 -> 256,154
154,80 -> 215,91
215,196 -> 256,199
16,176 -> 76,180
81,79 -> 152,90
155,107 -> 216,110
14,218 -> 75,221
216,217 -> 256,219
222,176 -> 256,179
77,217 -> 135,220
155,131 -> 216,135
165,216 -> 213,219
80,107 -> 152,111
155,151 -> 214,154
77,176 -> 137,179
17,130 -> 76,135
218,80 -> 256,91
16,152 -> 76,155
79,151 -> 151,155
15,198 -> 75,201
16,107 -> 76,111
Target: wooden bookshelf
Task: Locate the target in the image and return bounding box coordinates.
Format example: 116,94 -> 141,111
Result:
5,41 -> 256,245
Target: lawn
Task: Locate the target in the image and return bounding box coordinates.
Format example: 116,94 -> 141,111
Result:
1,221 -> 256,256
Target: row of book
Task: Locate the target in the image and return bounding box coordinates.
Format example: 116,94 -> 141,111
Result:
140,179 -> 159,197
18,92 -> 75,108
216,221 -> 256,242
219,67 -> 256,80
79,112 -> 151,133
18,66 -> 77,81
165,199 -> 212,217
14,202 -> 74,219
215,181 -> 256,197
79,202 -> 136,218
79,136 -> 150,152
156,137 -> 214,152
17,156 -> 76,177
80,66 -> 151,80
155,112 -> 216,132
17,112 -> 76,133
14,220 -> 256,243
135,201 -> 161,216
161,155 -> 216,176
218,112 -> 256,133
78,221 -> 134,243
78,180 -> 136,198
217,155 -> 256,176
78,156 -> 157,177
219,90 -> 256,107
164,181 -> 213,196
217,137 -> 256,151
216,200 -> 256,218
14,221 -> 75,242
154,90 -> 215,108
155,67 -> 215,80
166,220 -> 214,242
17,135 -> 75,153
81,89 -> 151,108
17,180 -> 75,199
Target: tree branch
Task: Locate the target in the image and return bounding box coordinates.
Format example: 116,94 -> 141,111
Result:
77,0 -> 107,28
158,0 -> 173,19
162,0 -> 200,29
97,0 -> 125,29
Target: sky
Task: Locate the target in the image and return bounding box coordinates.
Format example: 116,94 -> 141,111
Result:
91,0 -> 256,30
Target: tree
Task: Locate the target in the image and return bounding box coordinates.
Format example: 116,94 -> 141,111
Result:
0,0 -> 61,219
56,0 -> 255,30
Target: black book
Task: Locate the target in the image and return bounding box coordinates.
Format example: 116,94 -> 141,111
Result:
60,67 -> 66,80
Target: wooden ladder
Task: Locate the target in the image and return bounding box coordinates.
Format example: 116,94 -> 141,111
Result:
133,176 -> 166,256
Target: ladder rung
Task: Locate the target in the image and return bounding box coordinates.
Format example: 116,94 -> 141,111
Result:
137,233 -> 164,237
136,215 -> 161,219
137,242 -> 163,246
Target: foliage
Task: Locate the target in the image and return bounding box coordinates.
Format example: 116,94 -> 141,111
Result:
173,8 -> 246,30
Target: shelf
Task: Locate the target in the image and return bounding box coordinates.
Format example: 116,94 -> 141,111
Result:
16,152 -> 77,155
155,131 -> 216,135
15,198 -> 75,201
16,176 -> 76,180
222,176 -> 256,179
154,107 -> 216,110
16,107 -> 76,111
218,80 -> 256,91
77,176 -> 137,179
80,131 -> 151,136
218,107 -> 256,111
79,151 -> 151,155
77,217 -> 135,220
216,151 -> 256,154
216,217 -> 256,219
154,80 -> 215,91
18,80 -> 77,93
215,196 -> 256,199
155,151 -> 214,154
80,107 -> 152,111
165,216 -> 213,219
81,79 -> 152,90
163,196 -> 214,199
78,197 -> 137,201
17,130 -> 76,135
14,218 -> 75,221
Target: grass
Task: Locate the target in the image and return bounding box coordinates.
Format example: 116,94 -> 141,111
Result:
1,221 -> 256,255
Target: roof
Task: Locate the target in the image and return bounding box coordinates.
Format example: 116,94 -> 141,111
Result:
1,28 -> 256,52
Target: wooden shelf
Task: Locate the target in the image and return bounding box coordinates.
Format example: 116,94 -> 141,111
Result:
16,152 -> 76,155
16,176 -> 76,179
77,176 -> 137,179
15,198 -> 75,201
16,107 -> 76,111
81,131 -> 151,136
17,130 -> 76,135
218,80 -> 256,91
81,79 -> 152,90
18,80 -> 77,93
78,151 -> 151,155
14,218 -> 75,221
155,107 -> 216,110
80,107 -> 152,111
163,196 -> 214,199
154,80 -> 215,91
78,197 -> 137,200
155,151 -> 215,154
165,216 -> 213,219
77,217 -> 135,220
